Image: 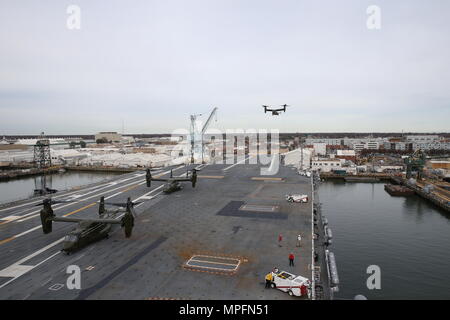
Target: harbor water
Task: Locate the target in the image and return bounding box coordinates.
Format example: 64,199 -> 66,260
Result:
0,171 -> 122,204
318,181 -> 450,299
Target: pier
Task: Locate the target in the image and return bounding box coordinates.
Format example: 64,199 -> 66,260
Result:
320,172 -> 450,212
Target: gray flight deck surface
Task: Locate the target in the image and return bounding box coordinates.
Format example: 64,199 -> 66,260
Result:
0,163 -> 321,300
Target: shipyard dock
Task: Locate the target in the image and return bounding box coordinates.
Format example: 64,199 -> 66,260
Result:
321,173 -> 450,212
0,162 -> 330,300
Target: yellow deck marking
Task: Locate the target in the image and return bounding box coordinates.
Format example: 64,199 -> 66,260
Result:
0,202 -> 96,245
0,237 -> 15,245
122,184 -> 139,192
63,203 -> 97,217
197,175 -> 224,179
251,177 -> 283,181
0,177 -> 152,246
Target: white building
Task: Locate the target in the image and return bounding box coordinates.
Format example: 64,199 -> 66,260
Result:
283,148 -> 313,169
50,149 -> 91,165
413,141 -> 450,151
344,138 -> 386,149
305,138 -> 342,146
406,135 -> 440,143
78,153 -> 174,168
352,141 -> 380,151
313,143 -> 327,156
384,141 -> 413,151
16,138 -> 67,146
336,150 -> 356,157
311,159 -> 343,172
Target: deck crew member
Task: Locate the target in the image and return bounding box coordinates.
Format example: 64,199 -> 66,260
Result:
265,272 -> 273,288
289,252 -> 295,267
296,234 -> 302,247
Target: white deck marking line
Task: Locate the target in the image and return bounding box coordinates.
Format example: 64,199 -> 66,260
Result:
0,172 -> 146,215
189,259 -> 239,267
0,174 -> 148,222
0,205 -> 131,289
13,226 -> 41,238
0,251 -> 61,289
0,167 -> 186,289
63,173 -> 146,199
133,167 -> 192,202
134,186 -> 164,201
14,179 -> 142,223
12,169 -> 170,223
186,255 -> 241,272
138,196 -> 153,200
14,238 -> 64,266
186,264 -> 239,272
135,192 -> 163,206
0,201 -> 42,214
11,167 -> 181,225
0,238 -> 64,278
190,254 -> 240,261
222,156 -> 253,171
2,174 -> 147,223
0,215 -> 21,221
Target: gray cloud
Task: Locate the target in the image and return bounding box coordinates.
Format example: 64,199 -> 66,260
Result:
0,0 -> 449,134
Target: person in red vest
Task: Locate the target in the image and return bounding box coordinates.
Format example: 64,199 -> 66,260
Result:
289,252 -> 295,266
300,284 -> 308,296
278,234 -> 283,247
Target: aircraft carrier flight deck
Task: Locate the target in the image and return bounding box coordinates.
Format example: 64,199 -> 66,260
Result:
0,162 -> 332,300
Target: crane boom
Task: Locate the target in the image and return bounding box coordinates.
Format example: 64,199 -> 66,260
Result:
201,107 -> 218,134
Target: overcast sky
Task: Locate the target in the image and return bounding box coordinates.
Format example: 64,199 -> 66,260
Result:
1,0 -> 449,134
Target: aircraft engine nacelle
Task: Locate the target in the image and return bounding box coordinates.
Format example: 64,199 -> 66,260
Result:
99,196 -> 105,216
40,207 -> 53,234
121,211 -> 135,238
146,169 -> 151,187
192,170 -> 197,188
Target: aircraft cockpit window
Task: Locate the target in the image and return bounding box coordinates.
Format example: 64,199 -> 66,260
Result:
64,235 -> 78,242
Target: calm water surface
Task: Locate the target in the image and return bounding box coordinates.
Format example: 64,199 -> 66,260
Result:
318,181 -> 450,300
0,171 -> 122,204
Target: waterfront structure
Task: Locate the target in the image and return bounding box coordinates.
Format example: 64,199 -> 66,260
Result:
335,150 -> 356,161
283,148 -> 313,169
16,138 -> 68,146
77,153 -> 176,168
33,139 -> 51,168
311,159 -> 342,172
313,143 -> 327,156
